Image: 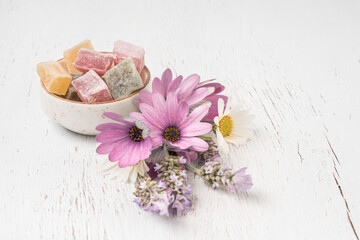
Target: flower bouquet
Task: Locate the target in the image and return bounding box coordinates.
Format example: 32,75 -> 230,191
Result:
96,69 -> 255,216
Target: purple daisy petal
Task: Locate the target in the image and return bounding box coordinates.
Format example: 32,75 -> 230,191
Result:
184,87 -> 210,106
95,113 -> 154,168
95,129 -> 130,143
176,74 -> 200,101
197,82 -> 225,96
96,137 -> 129,154
196,78 -> 216,86
161,68 -> 173,91
169,137 -> 208,151
103,112 -> 134,126
202,95 -> 228,122
152,93 -> 166,119
186,137 -> 209,151
133,97 -> 141,106
180,104 -> 209,130
117,143 -> 138,167
149,132 -> 163,148
176,102 -> 189,126
96,122 -> 130,131
136,138 -> 153,162
167,75 -> 183,95
108,138 -> 133,162
165,92 -> 179,126
138,90 -> 154,106
152,77 -> 165,97
139,103 -> 167,130
181,122 -> 212,137
131,112 -> 162,133
168,139 -> 193,150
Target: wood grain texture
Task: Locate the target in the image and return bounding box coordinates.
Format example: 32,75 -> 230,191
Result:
0,0 -> 359,239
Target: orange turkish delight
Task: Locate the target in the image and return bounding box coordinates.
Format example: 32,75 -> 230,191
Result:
58,59 -> 69,72
37,61 -> 72,95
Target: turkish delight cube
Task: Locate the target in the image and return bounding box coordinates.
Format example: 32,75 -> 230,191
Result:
37,61 -> 72,95
73,48 -> 113,76
72,70 -> 113,103
103,57 -> 144,100
58,59 -> 69,72
63,40 -> 94,74
113,40 -> 145,73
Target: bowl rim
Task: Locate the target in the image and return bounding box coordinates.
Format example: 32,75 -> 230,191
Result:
40,56 -> 151,105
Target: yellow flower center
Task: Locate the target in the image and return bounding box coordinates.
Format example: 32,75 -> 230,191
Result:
218,116 -> 233,137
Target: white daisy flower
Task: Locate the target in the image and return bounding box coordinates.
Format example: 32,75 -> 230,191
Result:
214,98 -> 255,153
98,159 -> 149,183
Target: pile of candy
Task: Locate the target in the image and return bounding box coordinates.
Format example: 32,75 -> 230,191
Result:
37,40 -> 145,103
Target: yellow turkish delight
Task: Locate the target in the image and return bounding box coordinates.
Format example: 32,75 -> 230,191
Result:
37,61 -> 72,95
58,59 -> 69,72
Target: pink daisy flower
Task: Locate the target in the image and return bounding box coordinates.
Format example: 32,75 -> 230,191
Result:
95,112 -> 153,168
135,69 -> 227,122
130,92 -> 212,152
135,68 -> 210,108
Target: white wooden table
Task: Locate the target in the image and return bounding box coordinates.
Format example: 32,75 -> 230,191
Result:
1,0 -> 359,239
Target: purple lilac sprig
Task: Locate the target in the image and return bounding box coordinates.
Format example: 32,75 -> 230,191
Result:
133,176 -> 170,216
156,153 -> 192,215
189,160 -> 252,192
199,137 -> 220,162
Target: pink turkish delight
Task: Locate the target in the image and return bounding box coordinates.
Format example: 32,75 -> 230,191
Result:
72,70 -> 113,103
113,40 -> 145,73
73,48 -> 114,76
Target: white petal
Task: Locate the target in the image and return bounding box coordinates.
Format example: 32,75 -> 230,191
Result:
98,159 -> 149,183
225,135 -> 249,146
224,97 -> 232,116
135,120 -> 147,129
232,128 -> 254,138
217,98 -> 225,117
123,117 -> 135,122
216,129 -> 229,154
214,116 -> 219,125
128,167 -> 138,183
142,128 -> 149,138
207,86 -> 215,95
137,161 -> 150,175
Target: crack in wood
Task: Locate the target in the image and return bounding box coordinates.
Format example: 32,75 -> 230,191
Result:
325,135 -> 340,165
260,102 -> 277,134
27,83 -> 32,98
325,134 -> 358,239
348,212 -> 359,240
297,142 -> 304,163
333,174 -> 359,240
333,174 -> 349,212
332,159 -> 340,179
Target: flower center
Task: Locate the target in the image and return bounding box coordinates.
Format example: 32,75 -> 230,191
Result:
129,126 -> 144,142
218,116 -> 233,137
163,126 -> 180,143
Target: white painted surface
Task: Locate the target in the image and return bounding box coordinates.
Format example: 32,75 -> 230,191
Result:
0,0 -> 359,239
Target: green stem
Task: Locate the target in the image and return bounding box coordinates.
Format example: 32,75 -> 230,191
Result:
137,173 -> 143,181
163,144 -> 169,158
185,164 -> 200,175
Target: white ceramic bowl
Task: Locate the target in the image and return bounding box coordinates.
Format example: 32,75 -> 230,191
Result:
40,64 -> 151,135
